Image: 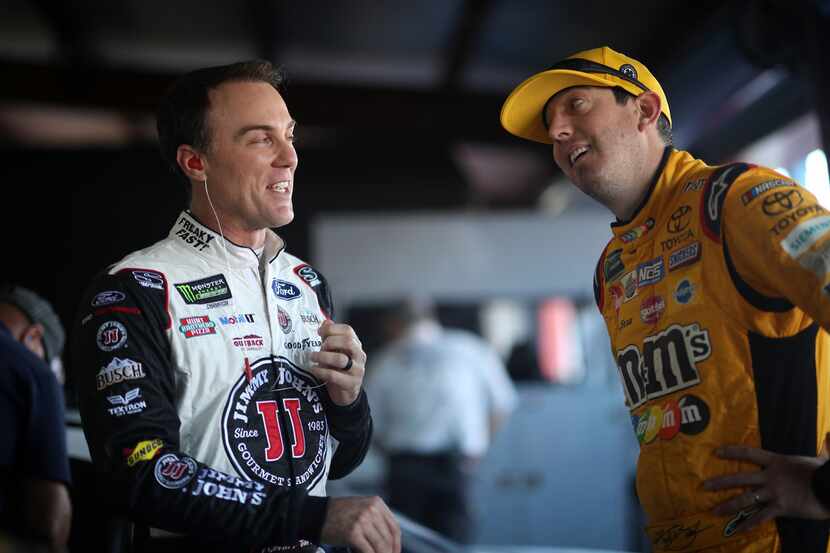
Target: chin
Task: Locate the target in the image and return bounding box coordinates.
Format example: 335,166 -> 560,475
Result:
270,211 -> 294,229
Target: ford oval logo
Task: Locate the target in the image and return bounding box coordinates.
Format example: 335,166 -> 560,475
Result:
271,279 -> 301,301
92,290 -> 127,307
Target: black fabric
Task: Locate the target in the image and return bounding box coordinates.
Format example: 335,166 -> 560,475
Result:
386,452 -> 472,544
723,235 -> 794,312
811,460 -> 830,510
749,324 -> 830,551
546,57 -> 652,94
0,321 -> 70,539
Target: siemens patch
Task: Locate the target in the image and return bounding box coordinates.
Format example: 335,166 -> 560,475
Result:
780,215 -> 830,259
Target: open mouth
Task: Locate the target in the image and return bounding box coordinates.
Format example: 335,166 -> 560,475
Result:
569,146 -> 590,167
268,181 -> 290,193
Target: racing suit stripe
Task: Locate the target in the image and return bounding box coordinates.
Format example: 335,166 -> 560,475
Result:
749,325 -> 828,551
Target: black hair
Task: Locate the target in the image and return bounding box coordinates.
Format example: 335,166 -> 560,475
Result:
156,60 -> 285,194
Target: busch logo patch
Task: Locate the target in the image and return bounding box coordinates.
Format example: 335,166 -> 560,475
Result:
616,323 -> 711,409
97,357 -> 145,390
222,357 -> 328,489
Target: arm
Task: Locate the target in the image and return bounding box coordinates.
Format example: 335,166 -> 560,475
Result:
21,478 -> 72,549
73,269 -> 328,548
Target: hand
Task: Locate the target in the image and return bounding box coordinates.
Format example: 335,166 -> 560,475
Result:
309,321 -> 367,406
703,445 -> 830,533
320,496 -> 401,553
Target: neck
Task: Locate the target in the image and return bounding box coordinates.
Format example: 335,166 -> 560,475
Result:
189,202 -> 267,250
613,143 -> 668,221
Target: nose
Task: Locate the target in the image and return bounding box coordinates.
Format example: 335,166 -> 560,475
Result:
547,111 -> 572,143
274,138 -> 298,170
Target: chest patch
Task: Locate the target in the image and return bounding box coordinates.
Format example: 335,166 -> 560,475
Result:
222,357 -> 328,489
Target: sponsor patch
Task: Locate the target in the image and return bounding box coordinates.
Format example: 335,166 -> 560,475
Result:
232,334 -> 265,350
218,313 -> 255,326
179,316 -> 217,338
616,323 -> 711,409
271,279 -> 302,301
174,216 -> 215,252
620,218 -> 655,243
741,179 -> 793,206
92,291 -> 126,307
277,306 -> 292,334
621,270 -> 638,301
799,242 -> 830,278
221,357 -> 328,489
640,295 -> 666,325
284,337 -> 322,351
769,204 -> 827,236
674,279 -> 695,304
682,178 -> 705,192
126,439 -> 163,467
780,215 -> 830,259
604,249 -> 625,282
154,453 -> 198,489
660,229 -> 694,252
106,388 -> 147,417
667,205 -> 692,233
637,257 -> 664,287
609,283 -> 624,318
635,395 -> 709,444
96,321 -> 127,351
294,264 -> 322,288
97,357 -> 146,390
187,467 -> 267,505
175,274 -> 232,305
669,242 -> 701,271
132,270 -> 164,291
702,163 -> 751,242
300,312 -> 321,325
762,189 -> 803,216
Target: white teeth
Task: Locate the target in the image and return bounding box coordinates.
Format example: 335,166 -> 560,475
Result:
570,146 -> 589,166
269,181 -> 290,192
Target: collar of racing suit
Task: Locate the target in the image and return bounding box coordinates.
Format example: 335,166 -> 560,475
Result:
170,211 -> 286,268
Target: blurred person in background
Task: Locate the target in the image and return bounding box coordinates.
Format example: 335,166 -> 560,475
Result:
0,284 -> 71,549
72,60 -> 398,553
501,45 -> 830,551
366,298 -> 517,543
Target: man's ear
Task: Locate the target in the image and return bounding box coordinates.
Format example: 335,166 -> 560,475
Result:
176,145 -> 207,181
635,91 -> 662,130
21,323 -> 45,359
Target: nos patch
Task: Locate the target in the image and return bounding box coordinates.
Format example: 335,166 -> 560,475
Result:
221,357 -> 328,489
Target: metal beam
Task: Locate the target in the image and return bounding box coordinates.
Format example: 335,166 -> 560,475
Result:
441,0 -> 492,90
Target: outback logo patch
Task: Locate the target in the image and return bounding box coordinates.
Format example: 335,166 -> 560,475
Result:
272,279 -> 301,301
175,275 -> 232,305
233,334 -> 265,350
221,357 -> 328,489
294,264 -> 322,288
179,316 -> 216,338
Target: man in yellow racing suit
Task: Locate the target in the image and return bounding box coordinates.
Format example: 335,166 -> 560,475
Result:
500,45 -> 830,552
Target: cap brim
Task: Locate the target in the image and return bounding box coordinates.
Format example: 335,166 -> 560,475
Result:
500,69 -> 643,144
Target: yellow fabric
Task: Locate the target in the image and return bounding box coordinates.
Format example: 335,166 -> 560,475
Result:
596,149 -> 830,551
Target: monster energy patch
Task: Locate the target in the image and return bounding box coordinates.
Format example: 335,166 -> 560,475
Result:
175,274 -> 232,305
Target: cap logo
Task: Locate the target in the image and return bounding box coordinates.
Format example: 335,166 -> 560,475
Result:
619,64 -> 637,80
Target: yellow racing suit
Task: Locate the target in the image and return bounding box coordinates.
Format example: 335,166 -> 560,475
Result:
593,147 -> 830,552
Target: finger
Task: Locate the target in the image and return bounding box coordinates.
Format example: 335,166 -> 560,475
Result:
321,334 -> 364,358
351,533 -> 375,553
716,445 -> 776,467
712,491 -> 763,516
704,471 -> 765,491
368,515 -> 394,553
735,505 -> 776,534
384,508 -> 401,553
311,350 -> 357,371
318,322 -> 358,340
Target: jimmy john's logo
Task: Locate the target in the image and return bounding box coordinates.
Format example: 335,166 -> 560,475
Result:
221,357 -> 328,489
616,323 -> 711,410
175,275 -> 232,305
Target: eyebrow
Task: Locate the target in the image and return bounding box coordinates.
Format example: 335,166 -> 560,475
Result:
235,120 -> 297,139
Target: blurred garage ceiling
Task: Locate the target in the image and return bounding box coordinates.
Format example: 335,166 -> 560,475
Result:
0,0 -> 828,210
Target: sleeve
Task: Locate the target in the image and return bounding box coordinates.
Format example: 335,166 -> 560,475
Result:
476,338 -> 517,417
811,459 -> 830,509
22,362 -> 70,485
721,168 -> 830,328
72,268 -> 328,548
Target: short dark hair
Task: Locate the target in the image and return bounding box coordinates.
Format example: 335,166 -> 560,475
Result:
611,87 -> 672,146
156,60 -> 285,191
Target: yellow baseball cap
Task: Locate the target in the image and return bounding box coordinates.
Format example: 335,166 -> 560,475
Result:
500,46 -> 671,144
